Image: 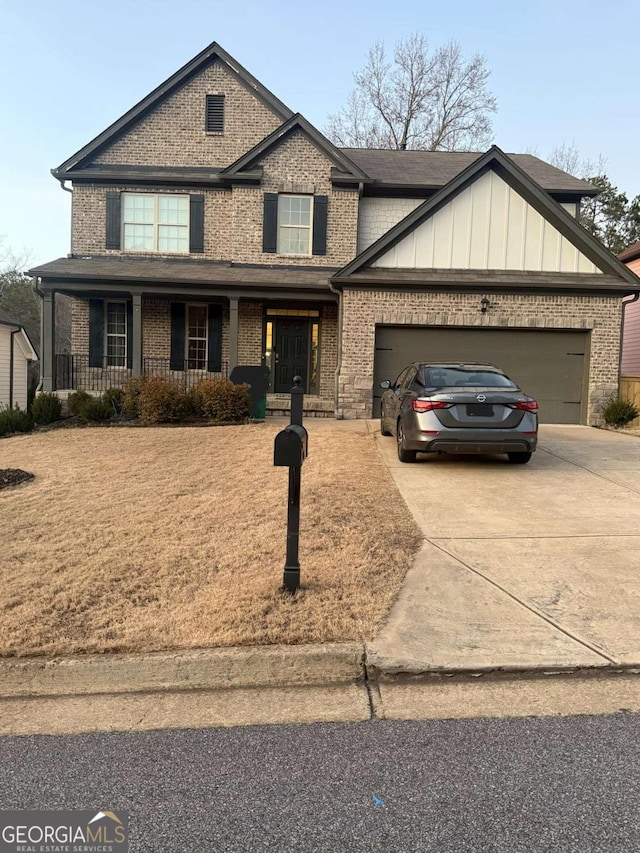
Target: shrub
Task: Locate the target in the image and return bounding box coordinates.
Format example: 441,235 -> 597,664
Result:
122,376 -> 150,420
135,377 -> 191,424
76,397 -> 113,423
103,387 -> 125,417
31,392 -> 62,425
192,379 -> 250,423
27,375 -> 39,413
602,396 -> 639,428
0,406 -> 33,437
68,390 -> 93,417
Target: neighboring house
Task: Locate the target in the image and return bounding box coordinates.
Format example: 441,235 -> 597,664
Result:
28,41 -> 639,424
619,241 -> 640,375
0,311 -> 37,410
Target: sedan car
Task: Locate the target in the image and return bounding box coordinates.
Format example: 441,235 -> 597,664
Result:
380,362 -> 538,464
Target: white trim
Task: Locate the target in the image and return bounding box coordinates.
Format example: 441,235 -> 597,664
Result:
185,303 -> 209,371
105,299 -> 127,367
277,194 -> 313,256
122,192 -> 190,254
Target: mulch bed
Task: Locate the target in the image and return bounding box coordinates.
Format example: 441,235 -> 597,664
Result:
0,469 -> 34,490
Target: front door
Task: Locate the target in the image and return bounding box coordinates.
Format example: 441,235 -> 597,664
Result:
274,318 -> 310,392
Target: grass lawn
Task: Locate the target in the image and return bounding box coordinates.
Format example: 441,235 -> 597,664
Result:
0,423 -> 421,657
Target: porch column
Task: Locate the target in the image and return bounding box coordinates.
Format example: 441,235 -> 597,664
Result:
228,296 -> 239,375
41,289 -> 56,392
131,292 -> 143,376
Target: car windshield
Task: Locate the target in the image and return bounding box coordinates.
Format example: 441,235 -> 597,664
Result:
420,368 -> 517,389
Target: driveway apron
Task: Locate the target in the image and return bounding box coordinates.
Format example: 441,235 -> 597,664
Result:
369,425 -> 640,672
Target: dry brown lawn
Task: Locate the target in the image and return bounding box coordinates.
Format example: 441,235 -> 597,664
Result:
0,423 -> 421,657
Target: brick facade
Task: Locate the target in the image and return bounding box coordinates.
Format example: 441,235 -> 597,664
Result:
57,46 -> 630,425
92,60 -> 281,169
338,289 -> 623,425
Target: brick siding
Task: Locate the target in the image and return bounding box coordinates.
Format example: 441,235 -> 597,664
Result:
92,60 -> 281,168
338,289 -> 623,425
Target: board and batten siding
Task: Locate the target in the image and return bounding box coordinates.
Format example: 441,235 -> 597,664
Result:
0,325 -> 31,410
372,170 -> 600,274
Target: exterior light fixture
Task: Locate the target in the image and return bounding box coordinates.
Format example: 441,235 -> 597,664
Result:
480,296 -> 491,314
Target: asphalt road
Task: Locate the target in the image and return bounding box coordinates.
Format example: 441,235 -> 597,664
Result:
1,713 -> 639,852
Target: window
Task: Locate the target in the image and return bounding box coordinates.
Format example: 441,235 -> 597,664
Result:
106,302 -> 127,367
186,305 -> 208,370
122,193 -> 189,253
205,94 -> 225,133
278,195 -> 313,255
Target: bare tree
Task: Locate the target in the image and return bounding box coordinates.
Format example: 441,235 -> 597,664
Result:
326,34 -> 497,151
546,142 -> 606,180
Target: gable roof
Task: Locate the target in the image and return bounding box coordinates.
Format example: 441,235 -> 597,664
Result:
221,113 -> 369,181
340,149 -> 597,196
333,146 -> 639,290
0,311 -> 38,358
53,42 -> 294,178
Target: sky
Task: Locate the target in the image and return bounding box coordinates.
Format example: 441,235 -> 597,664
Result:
0,0 -> 638,267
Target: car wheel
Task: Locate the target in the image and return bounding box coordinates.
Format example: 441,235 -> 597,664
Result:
397,421 -> 417,463
507,451 -> 532,464
380,406 -> 392,436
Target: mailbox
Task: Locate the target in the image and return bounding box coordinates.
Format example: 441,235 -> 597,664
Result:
274,424 -> 308,467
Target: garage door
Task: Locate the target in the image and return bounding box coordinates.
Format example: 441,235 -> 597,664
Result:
373,326 -> 588,423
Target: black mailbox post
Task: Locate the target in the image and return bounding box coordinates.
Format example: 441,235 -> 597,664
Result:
273,377 -> 307,593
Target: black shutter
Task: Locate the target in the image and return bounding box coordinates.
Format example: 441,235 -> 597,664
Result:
89,299 -> 105,368
105,192 -> 121,250
263,193 -> 278,253
312,195 -> 328,256
126,301 -> 133,369
170,302 -> 186,371
205,95 -> 225,132
189,194 -> 204,254
207,304 -> 222,373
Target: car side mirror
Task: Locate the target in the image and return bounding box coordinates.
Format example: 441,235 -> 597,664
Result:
380,380 -> 391,390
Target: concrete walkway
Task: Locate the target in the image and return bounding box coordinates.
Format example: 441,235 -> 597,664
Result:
369,424 -> 640,674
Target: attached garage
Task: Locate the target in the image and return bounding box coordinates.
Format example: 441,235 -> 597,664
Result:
373,326 -> 588,423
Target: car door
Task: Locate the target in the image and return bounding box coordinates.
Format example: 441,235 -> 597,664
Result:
388,367 -> 419,434
383,367 -> 409,428
397,366 -> 419,424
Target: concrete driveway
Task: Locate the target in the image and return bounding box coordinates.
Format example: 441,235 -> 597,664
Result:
369,425 -> 640,673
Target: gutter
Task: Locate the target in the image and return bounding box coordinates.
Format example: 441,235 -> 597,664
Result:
619,290 -> 640,382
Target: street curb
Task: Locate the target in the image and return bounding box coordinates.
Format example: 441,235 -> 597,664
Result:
0,643 -> 366,699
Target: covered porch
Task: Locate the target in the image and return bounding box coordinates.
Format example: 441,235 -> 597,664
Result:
30,256 -> 339,414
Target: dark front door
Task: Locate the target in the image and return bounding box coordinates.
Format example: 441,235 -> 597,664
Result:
275,318 -> 310,392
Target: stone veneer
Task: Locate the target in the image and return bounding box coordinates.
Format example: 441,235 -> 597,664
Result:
338,289 -> 623,425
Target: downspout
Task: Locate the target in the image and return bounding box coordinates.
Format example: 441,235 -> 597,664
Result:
9,329 -> 18,408
619,290 -> 640,383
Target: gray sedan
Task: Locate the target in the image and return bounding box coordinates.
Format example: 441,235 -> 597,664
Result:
380,362 -> 538,464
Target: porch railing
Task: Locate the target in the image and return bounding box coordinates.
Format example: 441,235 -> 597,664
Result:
55,354 -> 227,392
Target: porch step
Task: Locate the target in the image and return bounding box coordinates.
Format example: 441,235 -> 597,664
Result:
266,395 -> 335,418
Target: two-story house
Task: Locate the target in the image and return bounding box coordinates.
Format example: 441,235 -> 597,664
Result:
30,41 -> 639,424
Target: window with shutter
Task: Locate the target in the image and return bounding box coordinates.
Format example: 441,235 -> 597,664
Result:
205,95 -> 225,133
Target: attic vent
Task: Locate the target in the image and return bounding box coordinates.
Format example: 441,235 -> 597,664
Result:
205,94 -> 225,133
